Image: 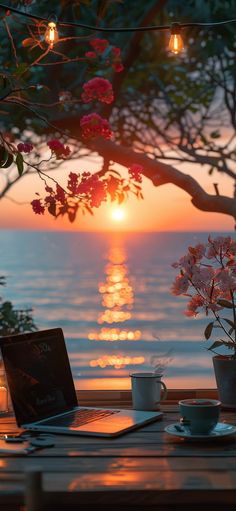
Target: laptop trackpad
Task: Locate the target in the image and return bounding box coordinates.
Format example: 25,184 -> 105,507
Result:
77,412 -> 161,435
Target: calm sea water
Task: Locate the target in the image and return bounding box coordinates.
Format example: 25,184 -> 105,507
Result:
0,230 -> 233,390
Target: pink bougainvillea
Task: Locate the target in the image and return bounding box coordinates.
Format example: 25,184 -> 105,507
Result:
128,164 -> 143,183
86,40 -> 124,73
31,199 -> 45,215
112,47 -> 121,57
81,77 -> 114,104
55,184 -> 66,204
47,140 -> 71,159
68,172 -> 79,194
80,113 -> 113,140
17,142 -> 33,153
89,38 -> 109,54
112,62 -> 124,73
24,32 -> 129,223
85,51 -> 96,59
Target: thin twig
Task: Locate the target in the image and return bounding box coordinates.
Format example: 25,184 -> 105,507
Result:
3,19 -> 18,67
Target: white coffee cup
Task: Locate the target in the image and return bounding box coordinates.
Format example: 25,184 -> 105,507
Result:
130,372 -> 167,411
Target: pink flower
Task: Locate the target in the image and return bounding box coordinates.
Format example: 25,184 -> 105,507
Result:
112,62 -> 124,73
184,295 -> 205,316
188,243 -> 205,260
55,184 -> 66,204
31,199 -> 45,215
75,173 -> 107,207
216,268 -> 236,292
172,235 -> 236,352
191,267 -> 214,289
45,185 -> 53,193
47,139 -> 71,159
112,47 -> 121,57
175,254 -> 196,276
85,51 -> 96,59
17,142 -> 33,153
128,164 -> 143,183
171,274 -> 189,295
68,172 -> 79,194
206,236 -> 233,259
90,179 -> 107,208
80,113 -> 113,140
90,38 -> 109,54
81,77 -> 114,104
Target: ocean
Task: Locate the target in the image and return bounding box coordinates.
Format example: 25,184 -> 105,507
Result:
0,230 -> 232,390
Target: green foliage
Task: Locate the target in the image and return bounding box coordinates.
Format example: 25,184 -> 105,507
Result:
0,277 -> 37,337
15,153 -> 24,176
0,301 -> 37,336
207,340 -> 236,352
217,299 -> 234,309
204,321 -> 214,340
204,315 -> 236,355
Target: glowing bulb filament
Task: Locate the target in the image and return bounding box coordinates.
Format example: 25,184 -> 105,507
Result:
168,24 -> 184,55
45,21 -> 59,49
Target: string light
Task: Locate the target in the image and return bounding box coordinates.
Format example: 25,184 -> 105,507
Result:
0,3 -> 236,54
44,21 -> 59,49
168,23 -> 184,54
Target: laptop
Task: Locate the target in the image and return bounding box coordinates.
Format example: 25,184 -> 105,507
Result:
0,328 -> 163,437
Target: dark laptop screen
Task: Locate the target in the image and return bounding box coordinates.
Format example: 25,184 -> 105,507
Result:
0,328 -> 78,426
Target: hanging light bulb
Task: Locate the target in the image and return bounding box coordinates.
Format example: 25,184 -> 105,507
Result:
45,21 -> 59,49
168,23 -> 184,54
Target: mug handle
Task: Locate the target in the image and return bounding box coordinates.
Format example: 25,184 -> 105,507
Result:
155,380 -> 168,404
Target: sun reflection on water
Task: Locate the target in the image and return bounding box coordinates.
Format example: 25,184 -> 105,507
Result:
88,244 -> 141,344
90,355 -> 145,369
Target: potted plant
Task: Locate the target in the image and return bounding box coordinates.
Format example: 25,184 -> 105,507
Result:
171,235 -> 236,408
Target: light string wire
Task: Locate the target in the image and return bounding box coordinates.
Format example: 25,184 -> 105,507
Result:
0,3 -> 236,32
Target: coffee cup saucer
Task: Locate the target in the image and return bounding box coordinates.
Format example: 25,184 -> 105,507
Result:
165,422 -> 236,440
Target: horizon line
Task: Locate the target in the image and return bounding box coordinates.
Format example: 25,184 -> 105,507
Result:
0,227 -> 234,234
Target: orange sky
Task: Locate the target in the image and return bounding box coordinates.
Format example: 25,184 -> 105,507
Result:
0,157 -> 234,232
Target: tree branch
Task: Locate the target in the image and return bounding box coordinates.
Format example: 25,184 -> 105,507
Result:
89,138 -> 236,220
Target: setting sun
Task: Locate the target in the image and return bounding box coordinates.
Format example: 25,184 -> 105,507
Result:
111,207 -> 125,222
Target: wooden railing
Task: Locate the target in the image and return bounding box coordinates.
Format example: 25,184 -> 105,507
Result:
77,388 -> 219,407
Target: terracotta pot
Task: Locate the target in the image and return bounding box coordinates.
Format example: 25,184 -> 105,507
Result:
213,355 -> 236,408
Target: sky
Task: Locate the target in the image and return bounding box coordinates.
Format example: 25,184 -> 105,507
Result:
0,156 -> 234,232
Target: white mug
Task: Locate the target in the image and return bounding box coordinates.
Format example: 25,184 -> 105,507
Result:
130,372 -> 167,411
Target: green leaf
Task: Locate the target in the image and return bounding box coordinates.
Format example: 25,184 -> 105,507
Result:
0,146 -> 9,167
217,299 -> 233,308
210,130 -> 220,138
1,153 -> 13,168
223,318 -> 236,330
204,321 -> 214,340
15,153 -> 24,176
207,340 -> 225,351
219,339 -> 236,349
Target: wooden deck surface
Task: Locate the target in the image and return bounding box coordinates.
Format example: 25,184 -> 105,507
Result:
0,389 -> 236,510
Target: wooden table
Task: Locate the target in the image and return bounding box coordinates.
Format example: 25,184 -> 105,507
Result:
0,389 -> 236,511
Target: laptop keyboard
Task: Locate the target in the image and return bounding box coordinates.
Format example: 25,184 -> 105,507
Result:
40,408 -> 120,428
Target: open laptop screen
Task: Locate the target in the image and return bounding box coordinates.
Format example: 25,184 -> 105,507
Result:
0,328 -> 78,426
